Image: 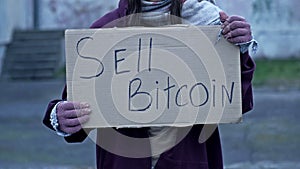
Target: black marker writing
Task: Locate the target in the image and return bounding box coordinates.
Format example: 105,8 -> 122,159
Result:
76,37 -> 104,79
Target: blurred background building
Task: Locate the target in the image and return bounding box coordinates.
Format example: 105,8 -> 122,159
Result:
0,0 -> 299,79
0,0 -> 118,79
217,0 -> 300,59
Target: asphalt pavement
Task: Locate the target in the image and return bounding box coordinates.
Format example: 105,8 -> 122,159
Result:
0,80 -> 299,169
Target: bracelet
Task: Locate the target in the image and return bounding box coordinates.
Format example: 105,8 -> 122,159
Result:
237,39 -> 258,54
50,101 -> 71,137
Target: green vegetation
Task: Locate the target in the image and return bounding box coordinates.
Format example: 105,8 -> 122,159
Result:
253,59 -> 300,88
54,66 -> 66,79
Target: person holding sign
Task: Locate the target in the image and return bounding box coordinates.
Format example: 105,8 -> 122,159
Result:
43,0 -> 256,169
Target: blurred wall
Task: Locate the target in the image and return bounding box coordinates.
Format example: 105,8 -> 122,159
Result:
41,0 -> 299,58
216,0 -> 300,58
38,0 -> 118,29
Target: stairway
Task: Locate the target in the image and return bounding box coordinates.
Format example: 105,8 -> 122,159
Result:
2,30 -> 64,80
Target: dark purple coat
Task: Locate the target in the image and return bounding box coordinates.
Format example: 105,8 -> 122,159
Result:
43,0 -> 255,168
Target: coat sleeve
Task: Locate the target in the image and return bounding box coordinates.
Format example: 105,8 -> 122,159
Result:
43,85 -> 89,143
90,9 -> 121,28
240,52 -> 256,114
90,0 -> 127,28
43,85 -> 66,131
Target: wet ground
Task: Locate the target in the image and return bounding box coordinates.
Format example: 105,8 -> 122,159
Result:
220,88 -> 300,169
0,80 -> 299,169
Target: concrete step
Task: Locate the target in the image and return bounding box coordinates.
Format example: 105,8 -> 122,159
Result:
6,45 -> 62,55
9,40 -> 62,48
13,30 -> 64,40
6,61 -> 57,70
8,69 -> 55,80
5,54 -> 58,62
2,30 -> 65,80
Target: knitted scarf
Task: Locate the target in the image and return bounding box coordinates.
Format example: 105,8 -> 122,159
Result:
140,0 -> 172,26
141,0 -> 172,12
140,0 -> 221,26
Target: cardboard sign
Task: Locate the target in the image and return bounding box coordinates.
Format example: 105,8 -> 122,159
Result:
65,26 -> 242,128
